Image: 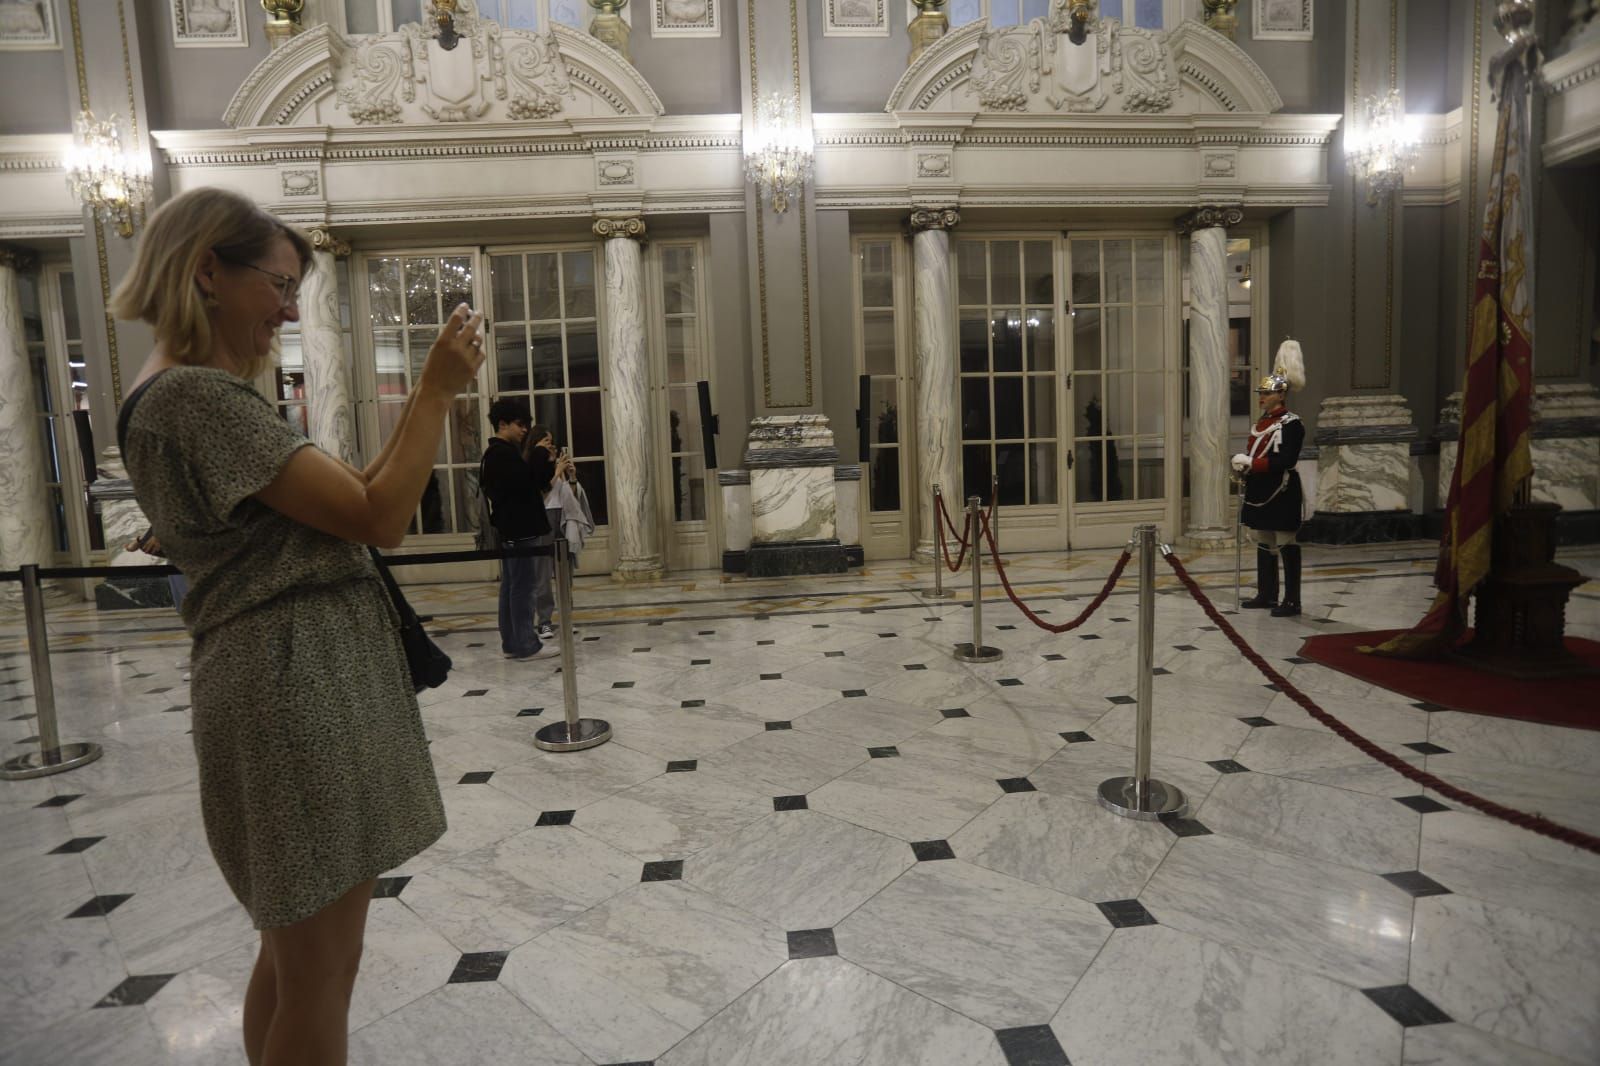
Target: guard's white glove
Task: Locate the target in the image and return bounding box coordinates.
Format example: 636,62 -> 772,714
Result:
1230,453 -> 1251,473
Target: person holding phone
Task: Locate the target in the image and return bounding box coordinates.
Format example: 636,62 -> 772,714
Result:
111,186 -> 484,1066
522,426 -> 575,639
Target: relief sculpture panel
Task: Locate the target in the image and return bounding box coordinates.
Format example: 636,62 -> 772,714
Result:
970,2 -> 1177,115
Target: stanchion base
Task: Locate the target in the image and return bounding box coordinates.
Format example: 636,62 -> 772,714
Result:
1096,776 -> 1186,821
1,742 -> 104,781
923,588 -> 956,599
533,719 -> 613,753
953,642 -> 1004,663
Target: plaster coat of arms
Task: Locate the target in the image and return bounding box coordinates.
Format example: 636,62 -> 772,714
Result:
971,0 -> 1178,114
334,3 -> 574,124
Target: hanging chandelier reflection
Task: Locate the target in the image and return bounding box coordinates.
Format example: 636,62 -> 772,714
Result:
64,111 -> 152,238
743,90 -> 814,216
1345,90 -> 1420,205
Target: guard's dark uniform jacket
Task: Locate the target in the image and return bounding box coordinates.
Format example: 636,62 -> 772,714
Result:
1241,407 -> 1305,532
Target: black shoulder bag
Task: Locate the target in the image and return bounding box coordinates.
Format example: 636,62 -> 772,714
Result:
368,548 -> 452,693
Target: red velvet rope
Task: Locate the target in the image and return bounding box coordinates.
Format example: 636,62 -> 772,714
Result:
978,514 -> 1133,634
934,492 -> 970,573
1161,551 -> 1600,855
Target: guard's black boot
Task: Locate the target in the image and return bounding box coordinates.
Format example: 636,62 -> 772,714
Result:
1272,544 -> 1302,616
1242,546 -> 1278,608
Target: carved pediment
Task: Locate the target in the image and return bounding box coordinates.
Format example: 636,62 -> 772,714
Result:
886,13 -> 1283,116
223,17 -> 664,128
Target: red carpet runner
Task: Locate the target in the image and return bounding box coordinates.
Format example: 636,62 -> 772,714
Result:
1300,631 -> 1600,731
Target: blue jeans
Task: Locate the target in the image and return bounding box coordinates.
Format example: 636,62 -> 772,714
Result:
497,537 -> 544,658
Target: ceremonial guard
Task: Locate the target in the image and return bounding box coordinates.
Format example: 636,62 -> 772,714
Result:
1232,341 -> 1307,617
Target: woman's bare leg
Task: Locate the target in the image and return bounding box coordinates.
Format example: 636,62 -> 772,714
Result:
242,934 -> 276,1066
260,879 -> 376,1066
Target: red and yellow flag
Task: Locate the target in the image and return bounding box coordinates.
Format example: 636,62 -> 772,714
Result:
1365,62 -> 1535,659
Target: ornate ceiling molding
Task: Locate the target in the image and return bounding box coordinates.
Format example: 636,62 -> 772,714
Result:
884,15 -> 1282,116
222,22 -> 664,130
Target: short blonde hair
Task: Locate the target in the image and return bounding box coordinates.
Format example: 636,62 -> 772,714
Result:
110,187 -> 313,380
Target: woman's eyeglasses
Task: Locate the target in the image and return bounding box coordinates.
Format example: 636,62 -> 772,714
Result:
216,254 -> 300,307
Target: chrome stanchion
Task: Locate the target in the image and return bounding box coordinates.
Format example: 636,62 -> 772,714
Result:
954,495 -> 1003,663
533,540 -> 613,753
2,565 -> 103,780
1233,473 -> 1244,612
990,473 -> 1000,554
1098,525 -> 1185,819
924,483 -> 955,599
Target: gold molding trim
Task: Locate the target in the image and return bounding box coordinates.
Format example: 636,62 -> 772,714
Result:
308,226 -> 352,257
95,223 -> 121,406
1463,1 -> 1482,364
591,217 -> 647,241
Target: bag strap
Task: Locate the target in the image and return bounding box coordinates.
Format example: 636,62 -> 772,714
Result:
116,369 -> 170,457
367,547 -> 419,627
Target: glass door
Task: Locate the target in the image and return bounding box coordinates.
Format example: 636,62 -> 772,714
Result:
855,235 -> 911,560
652,241 -> 717,572
1065,235 -> 1176,547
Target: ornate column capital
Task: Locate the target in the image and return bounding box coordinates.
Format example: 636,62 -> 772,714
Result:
1176,204 -> 1244,236
308,228 -> 351,258
593,217 -> 647,241
908,206 -> 960,233
0,244 -> 38,272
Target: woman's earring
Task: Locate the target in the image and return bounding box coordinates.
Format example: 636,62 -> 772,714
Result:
202,292 -> 220,309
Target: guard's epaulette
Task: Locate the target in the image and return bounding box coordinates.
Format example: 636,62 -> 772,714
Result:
1277,411 -> 1300,425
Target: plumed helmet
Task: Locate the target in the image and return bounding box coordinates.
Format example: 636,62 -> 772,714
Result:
1257,339 -> 1306,394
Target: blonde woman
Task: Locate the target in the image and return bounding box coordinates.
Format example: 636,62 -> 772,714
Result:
111,187 -> 484,1066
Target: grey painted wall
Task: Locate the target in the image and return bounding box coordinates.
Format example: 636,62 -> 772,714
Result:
132,0 -> 271,129
1232,0 -> 1346,113
709,212 -> 753,459
0,49 -> 71,134
807,2 -> 910,114
628,17 -> 742,114
815,209 -> 858,452
1399,204 -> 1443,434
1404,0 -> 1452,114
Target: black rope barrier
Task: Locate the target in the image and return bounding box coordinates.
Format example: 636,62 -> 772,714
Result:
0,543 -> 556,584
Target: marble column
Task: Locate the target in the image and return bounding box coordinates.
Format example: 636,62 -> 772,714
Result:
301,229 -> 356,464
1178,205 -> 1241,548
0,245 -> 54,582
595,217 -> 662,581
909,207 -> 961,563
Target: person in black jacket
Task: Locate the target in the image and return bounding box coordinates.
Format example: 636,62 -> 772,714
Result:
1231,341 -> 1307,617
481,397 -> 552,659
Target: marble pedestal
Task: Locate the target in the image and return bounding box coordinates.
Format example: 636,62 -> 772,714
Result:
1302,395 -> 1425,544
744,415 -> 846,577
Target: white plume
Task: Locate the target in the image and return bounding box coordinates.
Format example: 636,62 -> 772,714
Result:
1274,339 -> 1306,391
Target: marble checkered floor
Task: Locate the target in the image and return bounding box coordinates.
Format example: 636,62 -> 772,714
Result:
2,544 -> 1598,1065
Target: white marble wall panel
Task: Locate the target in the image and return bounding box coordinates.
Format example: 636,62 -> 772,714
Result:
1438,439 -> 1458,506
299,247 -> 356,464
1530,437 -> 1600,510
97,449 -> 155,567
721,482 -> 752,552
1316,442 -> 1411,513
912,227 -> 960,561
0,258 -> 54,574
835,472 -> 860,545
598,233 -> 662,580
1186,226 -> 1231,538
751,467 -> 837,543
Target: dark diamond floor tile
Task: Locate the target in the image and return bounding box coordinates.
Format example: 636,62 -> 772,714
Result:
760,673 -> 783,681
1262,683 -> 1281,692
773,795 -> 809,811
466,642 -> 485,649
516,707 -> 544,717
35,794 -> 82,808
997,625 -> 1016,631
681,699 -> 706,708
49,836 -> 105,855
372,876 -> 411,899
163,705 -> 188,714
93,974 -> 176,1008
997,777 -> 1037,794
786,928 -> 837,960
911,839 -> 956,862
765,721 -> 793,731
995,1024 -> 1071,1066
536,810 -> 576,827
941,708 -> 971,719
1381,870 -> 1452,898
1041,653 -> 1066,662
582,636 -> 601,642
1172,644 -> 1198,651
1106,695 -> 1137,705
458,771 -> 494,785
666,760 -> 698,773
146,687 -> 172,695
16,735 -> 40,744
903,663 -> 928,671
641,860 -> 684,882
1060,731 -> 1095,744
1159,815 -> 1212,838
825,651 -> 846,658
1151,667 -> 1172,676
1285,656 -> 1312,665
699,629 -> 716,636
757,640 -> 776,647
843,689 -> 867,697
1110,617 -> 1129,623
632,647 -> 651,654
1404,742 -> 1451,755
447,950 -> 510,984
1207,759 -> 1249,774
1362,984 -> 1453,1027
812,624 -> 831,629
612,681 -> 635,690
1238,716 -> 1276,728
1411,701 -> 1450,713
877,632 -> 897,639
67,894 -> 134,918
1079,634 -> 1102,641
463,689 -> 488,697
997,678 -> 1024,687
1097,899 -> 1157,928
1395,795 -> 1452,814
867,746 -> 899,759
691,659 -> 711,666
